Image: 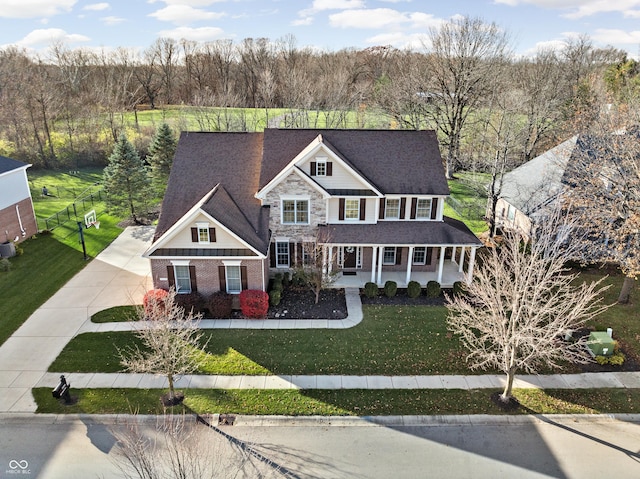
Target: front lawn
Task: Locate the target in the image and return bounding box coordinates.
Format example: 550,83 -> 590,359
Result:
33,387 -> 640,416
51,305 -> 470,375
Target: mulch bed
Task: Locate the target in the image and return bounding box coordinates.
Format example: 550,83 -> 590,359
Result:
267,287 -> 348,320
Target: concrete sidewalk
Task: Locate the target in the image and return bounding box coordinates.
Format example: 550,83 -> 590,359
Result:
1,225 -> 639,415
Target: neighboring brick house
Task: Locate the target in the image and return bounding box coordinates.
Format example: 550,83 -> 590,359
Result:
0,156 -> 38,248
144,129 -> 482,295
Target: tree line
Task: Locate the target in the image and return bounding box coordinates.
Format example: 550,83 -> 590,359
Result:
0,17 -> 637,173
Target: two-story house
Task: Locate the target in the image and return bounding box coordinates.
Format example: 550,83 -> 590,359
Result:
144,129 -> 482,295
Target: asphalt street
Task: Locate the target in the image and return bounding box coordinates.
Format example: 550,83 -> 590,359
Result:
2,415 -> 640,479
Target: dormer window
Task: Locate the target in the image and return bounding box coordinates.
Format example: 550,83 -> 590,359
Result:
310,158 -> 332,176
385,198 -> 400,219
191,223 -> 216,244
416,199 -> 431,219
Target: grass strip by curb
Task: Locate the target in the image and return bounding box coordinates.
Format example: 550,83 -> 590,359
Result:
34,388 -> 640,416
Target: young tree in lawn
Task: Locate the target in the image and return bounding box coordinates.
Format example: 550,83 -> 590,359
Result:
119,288 -> 209,405
103,133 -> 151,224
447,213 -> 611,403
147,122 -> 176,194
294,228 -> 338,304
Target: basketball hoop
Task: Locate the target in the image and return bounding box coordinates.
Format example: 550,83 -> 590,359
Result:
93,221 -> 100,230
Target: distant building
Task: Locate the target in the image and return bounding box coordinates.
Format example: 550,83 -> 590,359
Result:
0,156 -> 38,245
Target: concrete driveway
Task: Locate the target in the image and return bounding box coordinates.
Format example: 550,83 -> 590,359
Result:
0,226 -> 154,413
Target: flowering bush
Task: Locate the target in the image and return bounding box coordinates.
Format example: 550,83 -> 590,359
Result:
143,289 -> 168,316
239,289 -> 269,319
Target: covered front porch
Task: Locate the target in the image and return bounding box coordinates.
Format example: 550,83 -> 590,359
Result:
332,258 -> 467,289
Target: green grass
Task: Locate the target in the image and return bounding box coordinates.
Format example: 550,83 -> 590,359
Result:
0,234 -> 88,346
33,387 -> 640,416
92,306 -> 138,323
446,172 -> 490,234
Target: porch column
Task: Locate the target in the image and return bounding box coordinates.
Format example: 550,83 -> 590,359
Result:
377,246 -> 384,285
451,247 -> 457,265
458,246 -> 466,273
406,246 -> 414,285
466,247 -> 477,284
437,246 -> 446,284
328,246 -> 334,274
371,246 -> 377,283
322,246 -> 328,275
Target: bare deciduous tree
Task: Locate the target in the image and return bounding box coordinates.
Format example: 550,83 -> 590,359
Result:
447,214 -> 611,402
294,229 -> 339,304
119,289 -> 209,404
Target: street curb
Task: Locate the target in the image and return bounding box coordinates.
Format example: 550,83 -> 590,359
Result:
2,413 -> 639,426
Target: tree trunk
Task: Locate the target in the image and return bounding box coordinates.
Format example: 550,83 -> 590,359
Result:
617,275 -> 635,304
167,374 -> 175,399
501,365 -> 516,401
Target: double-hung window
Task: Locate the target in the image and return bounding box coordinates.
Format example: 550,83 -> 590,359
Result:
197,223 -> 210,243
345,199 -> 360,220
225,265 -> 242,294
174,264 -> 192,293
316,159 -> 327,176
415,199 -> 431,219
413,247 -> 427,265
385,199 -> 400,219
282,199 -> 309,224
276,241 -> 290,267
383,247 -> 396,265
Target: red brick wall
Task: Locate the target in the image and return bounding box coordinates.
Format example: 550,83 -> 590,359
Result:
0,197 -> 38,244
150,258 -> 267,296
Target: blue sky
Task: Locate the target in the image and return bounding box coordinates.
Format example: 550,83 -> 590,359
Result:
1,0 -> 640,57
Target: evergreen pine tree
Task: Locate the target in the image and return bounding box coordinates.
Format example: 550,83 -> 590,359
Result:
103,133 -> 150,224
148,123 -> 176,194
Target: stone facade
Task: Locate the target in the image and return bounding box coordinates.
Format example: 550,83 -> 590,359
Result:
265,172 -> 325,241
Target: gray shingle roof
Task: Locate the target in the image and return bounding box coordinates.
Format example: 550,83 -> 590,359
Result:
0,155 -> 29,175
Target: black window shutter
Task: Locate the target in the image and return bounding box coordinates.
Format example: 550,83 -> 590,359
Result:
339,198 -> 345,220
431,198 -> 438,219
395,247 -> 402,265
269,243 -> 276,268
191,227 -> 198,242
426,247 -> 433,264
167,266 -> 175,288
189,265 -> 197,292
379,198 -> 385,219
241,266 -> 248,290
289,242 -> 295,262
410,198 -> 417,219
209,228 -> 216,242
218,265 -> 226,292
296,243 -> 303,265
400,198 -> 406,219
310,162 -> 316,176
359,198 -> 366,220
326,162 -> 333,176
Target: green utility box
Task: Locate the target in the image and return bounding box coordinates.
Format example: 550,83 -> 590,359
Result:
588,331 -> 615,357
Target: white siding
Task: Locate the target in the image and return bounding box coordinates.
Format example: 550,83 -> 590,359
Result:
0,169 -> 31,210
163,213 -> 250,250
327,197 -> 377,224
299,156 -> 372,190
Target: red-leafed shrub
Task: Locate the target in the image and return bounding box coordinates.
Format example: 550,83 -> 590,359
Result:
174,292 -> 206,315
143,289 -> 168,315
208,291 -> 233,319
239,290 -> 269,319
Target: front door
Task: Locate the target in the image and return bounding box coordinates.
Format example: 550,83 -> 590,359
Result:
343,246 -> 357,268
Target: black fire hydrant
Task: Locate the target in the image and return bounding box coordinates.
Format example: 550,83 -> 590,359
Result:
52,375 -> 72,404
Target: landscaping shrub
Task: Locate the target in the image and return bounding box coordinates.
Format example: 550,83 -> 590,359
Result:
384,280 -> 397,298
407,281 -> 422,299
208,291 -> 233,319
595,352 -> 625,366
175,292 -> 206,315
452,281 -> 464,297
292,271 -> 306,287
239,290 -> 269,319
269,289 -> 282,306
271,277 -> 283,292
426,281 -> 441,298
0,258 -> 11,272
364,282 -> 378,298
282,272 -> 291,288
143,289 -> 168,315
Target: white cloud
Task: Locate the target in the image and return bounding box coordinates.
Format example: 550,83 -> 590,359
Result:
329,8 -> 439,29
101,16 -> 125,26
148,0 -> 226,5
493,0 -> 640,19
311,0 -> 365,10
157,26 -> 226,42
292,16 -> 314,26
365,31 -> 429,49
14,28 -> 90,47
0,0 -> 76,18
592,28 -> 640,45
149,5 -> 225,24
83,2 -> 109,11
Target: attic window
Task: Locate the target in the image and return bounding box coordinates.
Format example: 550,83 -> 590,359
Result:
310,158 -> 332,176
316,159 -> 327,176
192,223 -> 216,244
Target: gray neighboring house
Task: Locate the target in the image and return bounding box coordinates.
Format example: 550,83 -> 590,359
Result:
144,129 -> 482,296
494,136 -> 579,238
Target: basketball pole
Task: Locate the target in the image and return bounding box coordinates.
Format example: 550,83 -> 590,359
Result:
77,221 -> 88,261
